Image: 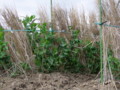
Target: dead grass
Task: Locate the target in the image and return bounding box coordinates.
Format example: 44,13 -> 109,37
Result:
99,0 -> 120,89
0,8 -> 35,75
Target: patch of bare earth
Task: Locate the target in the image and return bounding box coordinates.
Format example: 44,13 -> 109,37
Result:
0,73 -> 120,90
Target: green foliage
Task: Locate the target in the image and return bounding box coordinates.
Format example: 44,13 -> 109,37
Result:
22,15 -> 37,31
22,15 -> 120,76
32,25 -> 84,73
22,15 -> 101,73
0,15 -> 119,77
20,62 -> 31,71
108,51 -> 120,79
0,27 -> 4,40
0,26 -> 10,70
83,42 -> 100,74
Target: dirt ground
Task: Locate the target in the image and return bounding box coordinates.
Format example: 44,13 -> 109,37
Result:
0,72 -> 120,90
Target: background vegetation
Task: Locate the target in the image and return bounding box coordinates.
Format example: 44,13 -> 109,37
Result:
0,0 -> 119,80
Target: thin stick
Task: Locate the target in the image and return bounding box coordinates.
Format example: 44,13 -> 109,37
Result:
99,0 -> 103,83
50,0 -> 53,31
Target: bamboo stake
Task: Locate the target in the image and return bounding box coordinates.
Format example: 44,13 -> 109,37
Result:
99,0 -> 103,83
50,0 -> 53,31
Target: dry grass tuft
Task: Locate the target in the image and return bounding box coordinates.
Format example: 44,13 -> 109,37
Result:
0,8 -> 34,74
37,6 -> 99,41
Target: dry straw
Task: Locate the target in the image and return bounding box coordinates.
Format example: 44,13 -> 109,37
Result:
99,0 -> 120,89
0,8 -> 35,74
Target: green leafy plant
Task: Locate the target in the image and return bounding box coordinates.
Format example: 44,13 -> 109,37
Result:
22,15 -> 102,74
108,50 -> 120,79
20,62 -> 31,71
83,42 -> 100,74
0,26 -> 10,70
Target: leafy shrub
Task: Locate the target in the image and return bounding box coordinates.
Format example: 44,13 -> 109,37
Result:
83,42 -> 100,74
22,15 -> 101,73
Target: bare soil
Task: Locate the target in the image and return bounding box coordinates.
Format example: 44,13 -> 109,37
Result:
0,72 -> 120,90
